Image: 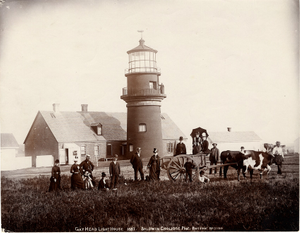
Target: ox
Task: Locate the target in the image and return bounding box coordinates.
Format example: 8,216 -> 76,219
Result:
220,150 -> 248,181
243,150 -> 274,179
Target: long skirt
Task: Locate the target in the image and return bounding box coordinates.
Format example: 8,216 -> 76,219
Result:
149,163 -> 160,181
71,174 -> 84,190
49,177 -> 61,192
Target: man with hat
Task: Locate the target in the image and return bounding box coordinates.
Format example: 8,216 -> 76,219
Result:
80,154 -> 96,186
201,133 -> 210,154
109,154 -> 121,190
98,172 -> 109,191
130,147 -> 144,181
175,136 -> 186,156
272,141 -> 284,175
147,148 -> 161,180
209,143 -> 219,174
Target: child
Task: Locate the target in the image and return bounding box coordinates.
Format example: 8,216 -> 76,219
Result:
98,172 -> 109,191
199,170 -> 210,183
83,171 -> 94,190
184,160 -> 195,182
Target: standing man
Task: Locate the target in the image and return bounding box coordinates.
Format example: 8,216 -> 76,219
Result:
209,143 -> 219,174
130,147 -> 144,181
175,136 -> 186,156
109,154 -> 121,190
80,154 -> 95,186
272,141 -> 284,175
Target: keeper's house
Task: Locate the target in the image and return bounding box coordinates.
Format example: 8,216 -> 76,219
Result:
24,104 -> 186,167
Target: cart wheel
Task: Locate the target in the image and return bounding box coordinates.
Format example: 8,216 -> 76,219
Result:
167,155 -> 198,181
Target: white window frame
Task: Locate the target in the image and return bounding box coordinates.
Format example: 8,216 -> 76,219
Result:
139,123 -> 147,132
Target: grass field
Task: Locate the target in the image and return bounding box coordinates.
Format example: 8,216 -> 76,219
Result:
1,154 -> 299,231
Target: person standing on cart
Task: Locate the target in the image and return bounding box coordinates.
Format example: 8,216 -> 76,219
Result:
201,133 -> 210,154
209,143 -> 219,174
192,132 -> 202,155
175,136 -> 186,156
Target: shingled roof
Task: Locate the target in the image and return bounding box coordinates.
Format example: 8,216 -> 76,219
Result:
208,131 -> 261,143
30,111 -> 184,143
1,133 -> 19,148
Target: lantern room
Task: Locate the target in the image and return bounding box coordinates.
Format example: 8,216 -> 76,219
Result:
125,39 -> 160,75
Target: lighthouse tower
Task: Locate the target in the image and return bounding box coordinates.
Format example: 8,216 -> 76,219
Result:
121,37 -> 166,159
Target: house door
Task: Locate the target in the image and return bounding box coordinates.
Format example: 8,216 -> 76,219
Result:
65,149 -> 69,164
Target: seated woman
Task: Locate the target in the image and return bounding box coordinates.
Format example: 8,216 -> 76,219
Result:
83,171 -> 94,190
70,158 -> 84,190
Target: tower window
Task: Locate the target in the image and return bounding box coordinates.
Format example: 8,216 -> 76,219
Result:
139,123 -> 147,132
149,81 -> 156,89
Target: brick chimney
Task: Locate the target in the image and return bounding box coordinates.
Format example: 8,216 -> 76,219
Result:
227,127 -> 231,132
53,103 -> 60,112
81,104 -> 88,112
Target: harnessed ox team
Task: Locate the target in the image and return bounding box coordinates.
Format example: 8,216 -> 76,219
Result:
220,150 -> 275,181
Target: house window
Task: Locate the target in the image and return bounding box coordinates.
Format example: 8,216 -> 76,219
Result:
139,123 -> 147,132
167,142 -> 174,153
97,126 -> 102,135
129,144 -> 133,152
81,145 -> 86,155
94,145 -> 99,156
107,144 -> 112,156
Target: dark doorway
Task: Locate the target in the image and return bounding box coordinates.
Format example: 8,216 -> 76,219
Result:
65,149 -> 69,164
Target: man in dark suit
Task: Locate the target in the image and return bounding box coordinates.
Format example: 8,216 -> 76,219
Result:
209,143 -> 219,174
80,154 -> 96,186
130,147 -> 144,181
175,136 -> 186,156
109,155 -> 121,190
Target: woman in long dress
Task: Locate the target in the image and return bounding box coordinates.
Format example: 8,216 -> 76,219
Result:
49,159 -> 61,192
147,148 -> 161,181
70,158 -> 84,190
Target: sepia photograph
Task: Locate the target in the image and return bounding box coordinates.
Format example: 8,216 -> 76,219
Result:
0,0 -> 299,231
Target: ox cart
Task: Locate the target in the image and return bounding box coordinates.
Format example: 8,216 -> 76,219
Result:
159,126 -> 236,181
160,153 -> 236,181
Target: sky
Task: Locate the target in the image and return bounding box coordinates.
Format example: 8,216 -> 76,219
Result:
0,0 -> 299,147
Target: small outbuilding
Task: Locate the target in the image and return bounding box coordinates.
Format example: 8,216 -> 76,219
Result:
1,133 -> 32,170
207,128 -> 263,154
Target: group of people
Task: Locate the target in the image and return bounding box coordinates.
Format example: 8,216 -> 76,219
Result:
175,135 -> 218,182
49,147 -> 161,192
49,138 -> 285,192
130,147 -> 161,182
